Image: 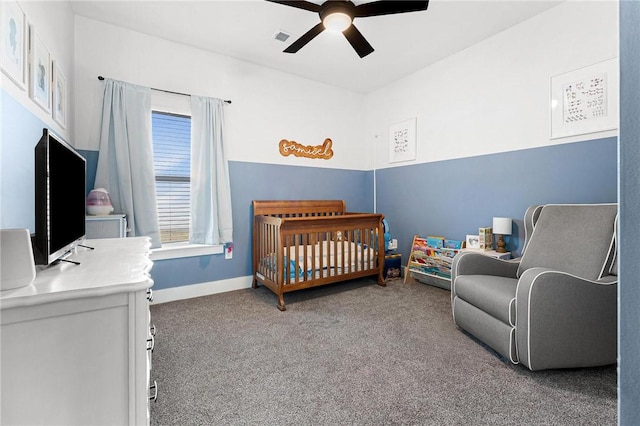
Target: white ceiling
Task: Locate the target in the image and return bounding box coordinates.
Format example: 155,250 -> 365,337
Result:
70,0 -> 563,94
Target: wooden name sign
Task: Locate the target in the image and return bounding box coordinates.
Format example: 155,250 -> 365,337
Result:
279,138 -> 334,160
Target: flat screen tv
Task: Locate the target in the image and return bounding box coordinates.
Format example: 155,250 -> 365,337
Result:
32,128 -> 86,265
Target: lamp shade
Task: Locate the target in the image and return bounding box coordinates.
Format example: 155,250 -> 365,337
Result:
493,217 -> 512,235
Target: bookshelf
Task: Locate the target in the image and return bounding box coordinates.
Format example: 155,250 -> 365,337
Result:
404,235 -> 464,290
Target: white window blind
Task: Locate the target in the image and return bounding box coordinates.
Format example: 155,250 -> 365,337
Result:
151,111 -> 191,244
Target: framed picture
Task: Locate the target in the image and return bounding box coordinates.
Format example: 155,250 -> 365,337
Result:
52,60 -> 66,128
550,58 -> 618,139
0,0 -> 27,89
389,117 -> 417,163
29,25 -> 51,113
466,235 -> 480,249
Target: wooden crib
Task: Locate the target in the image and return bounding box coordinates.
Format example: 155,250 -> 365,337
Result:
252,200 -> 386,310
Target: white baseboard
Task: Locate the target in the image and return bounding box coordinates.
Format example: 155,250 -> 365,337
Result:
152,276 -> 253,304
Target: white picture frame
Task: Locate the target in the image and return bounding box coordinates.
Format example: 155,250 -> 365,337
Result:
550,58 -> 618,139
0,0 -> 27,89
29,25 -> 51,113
389,117 -> 417,163
52,60 -> 66,128
466,235 -> 480,249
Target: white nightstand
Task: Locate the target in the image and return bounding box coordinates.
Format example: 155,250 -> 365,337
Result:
461,248 -> 511,260
86,214 -> 127,238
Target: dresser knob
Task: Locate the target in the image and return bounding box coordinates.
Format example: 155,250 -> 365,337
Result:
147,335 -> 155,352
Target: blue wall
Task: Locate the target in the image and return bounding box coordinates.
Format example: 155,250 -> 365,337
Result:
1,88 -> 619,291
87,139 -> 616,290
0,91 -> 68,231
376,137 -> 618,260
76,158 -> 374,290
78,149 -> 99,196
150,161 -> 373,290
619,1 -> 640,422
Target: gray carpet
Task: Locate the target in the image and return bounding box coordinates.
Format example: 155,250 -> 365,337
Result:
149,279 -> 616,425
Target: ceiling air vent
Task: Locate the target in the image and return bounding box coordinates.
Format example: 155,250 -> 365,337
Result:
274,30 -> 291,42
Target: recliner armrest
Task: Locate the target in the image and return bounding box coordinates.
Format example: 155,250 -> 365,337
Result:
451,252 -> 519,301
515,268 -> 617,370
452,252 -> 519,279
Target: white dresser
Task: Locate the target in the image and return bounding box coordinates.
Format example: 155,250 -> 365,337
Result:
0,237 -> 155,426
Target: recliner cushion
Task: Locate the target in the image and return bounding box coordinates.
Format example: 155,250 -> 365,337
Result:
517,204 -> 617,281
454,275 -> 518,325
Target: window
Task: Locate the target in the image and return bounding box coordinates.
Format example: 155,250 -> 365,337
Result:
149,93 -> 224,260
151,111 -> 191,244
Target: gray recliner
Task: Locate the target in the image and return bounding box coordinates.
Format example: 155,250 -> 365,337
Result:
451,204 -> 618,370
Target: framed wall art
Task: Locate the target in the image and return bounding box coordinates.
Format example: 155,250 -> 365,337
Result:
0,0 -> 27,89
52,60 -> 66,128
389,117 -> 417,163
29,25 -> 51,113
550,58 -> 618,139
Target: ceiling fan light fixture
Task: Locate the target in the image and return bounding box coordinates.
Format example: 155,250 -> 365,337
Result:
267,0 -> 429,57
322,12 -> 352,32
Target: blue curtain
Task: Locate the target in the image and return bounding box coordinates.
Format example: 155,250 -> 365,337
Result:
190,95 -> 233,244
95,79 -> 161,248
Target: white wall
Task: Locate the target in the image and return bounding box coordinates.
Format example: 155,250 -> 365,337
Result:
1,0 -> 75,143
73,16 -> 367,170
73,2 -> 618,173
364,1 -> 618,169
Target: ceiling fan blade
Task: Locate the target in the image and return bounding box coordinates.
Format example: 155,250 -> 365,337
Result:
265,0 -> 321,13
354,1 -> 429,18
343,24 -> 374,58
284,22 -> 326,53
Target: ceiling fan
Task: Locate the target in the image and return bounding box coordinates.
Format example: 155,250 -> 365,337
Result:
267,1 -> 430,58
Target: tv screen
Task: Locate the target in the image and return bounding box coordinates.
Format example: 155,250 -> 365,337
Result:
32,129 -> 86,265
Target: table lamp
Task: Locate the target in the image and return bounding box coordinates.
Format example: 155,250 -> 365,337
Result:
492,217 -> 512,253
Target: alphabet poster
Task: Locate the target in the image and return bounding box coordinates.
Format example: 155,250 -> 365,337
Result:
551,58 -> 618,139
389,117 -> 417,163
562,74 -> 607,123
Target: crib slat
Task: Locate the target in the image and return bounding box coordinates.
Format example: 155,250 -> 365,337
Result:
311,232 -> 317,279
345,230 -> 350,273
264,222 -> 269,280
362,226 -> 368,271
286,233 -> 291,283
303,233 -> 309,283
339,233 -> 345,274
319,232 -> 325,279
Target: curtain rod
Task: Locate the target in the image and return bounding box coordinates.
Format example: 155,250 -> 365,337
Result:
97,76 -> 232,104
